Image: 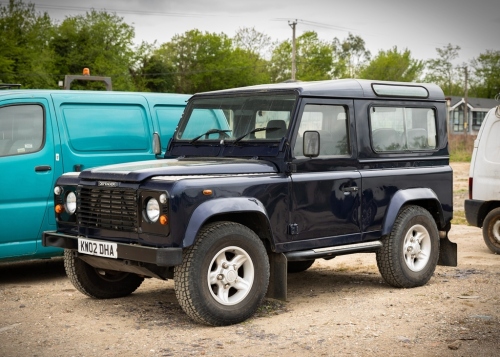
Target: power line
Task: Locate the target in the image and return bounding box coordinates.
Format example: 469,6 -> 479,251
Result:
274,18 -> 357,33
0,2 -> 214,18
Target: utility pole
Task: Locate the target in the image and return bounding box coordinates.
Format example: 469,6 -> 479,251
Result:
288,19 -> 297,80
463,66 -> 469,136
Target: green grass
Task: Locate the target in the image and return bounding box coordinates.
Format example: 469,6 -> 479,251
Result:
450,150 -> 472,162
451,210 -> 468,226
449,134 -> 474,162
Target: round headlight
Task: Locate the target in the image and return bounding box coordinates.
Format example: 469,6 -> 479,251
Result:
65,192 -> 77,215
146,198 -> 160,222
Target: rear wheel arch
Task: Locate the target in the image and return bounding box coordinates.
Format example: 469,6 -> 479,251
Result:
382,188 -> 445,236
478,201 -> 500,227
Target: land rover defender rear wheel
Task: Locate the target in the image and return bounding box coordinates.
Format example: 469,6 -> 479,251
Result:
174,222 -> 270,326
376,205 -> 439,288
64,249 -> 144,299
482,208 -> 500,254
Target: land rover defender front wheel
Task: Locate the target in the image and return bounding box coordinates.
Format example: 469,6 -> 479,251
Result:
482,208 -> 500,254
64,249 -> 144,299
174,222 -> 270,326
376,205 -> 439,288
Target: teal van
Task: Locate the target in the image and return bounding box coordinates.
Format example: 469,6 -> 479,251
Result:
0,90 -> 190,262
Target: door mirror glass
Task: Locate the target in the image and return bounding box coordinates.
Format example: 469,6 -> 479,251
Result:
303,131 -> 320,157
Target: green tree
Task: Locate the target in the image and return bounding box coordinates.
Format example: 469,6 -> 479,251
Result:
333,33 -> 371,78
51,10 -> 136,91
359,46 -> 424,82
160,30 -> 269,93
470,50 -> 500,99
270,31 -> 333,82
424,44 -> 463,95
130,41 -> 176,92
233,27 -> 273,59
0,0 -> 56,88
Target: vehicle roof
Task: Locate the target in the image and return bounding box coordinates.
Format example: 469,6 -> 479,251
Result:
0,89 -> 191,103
194,79 -> 446,101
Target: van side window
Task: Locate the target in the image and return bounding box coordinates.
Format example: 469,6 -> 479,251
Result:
0,105 -> 44,157
294,104 -> 349,157
370,107 -> 437,152
62,106 -> 150,152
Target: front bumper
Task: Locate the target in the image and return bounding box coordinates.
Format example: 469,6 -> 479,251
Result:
42,231 -> 183,267
464,199 -> 484,227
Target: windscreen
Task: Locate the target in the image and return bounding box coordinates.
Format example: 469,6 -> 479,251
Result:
176,93 -> 297,142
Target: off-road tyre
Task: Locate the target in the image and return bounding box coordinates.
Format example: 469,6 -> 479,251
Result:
64,249 -> 144,299
287,259 -> 315,273
482,208 -> 500,254
174,222 -> 269,326
376,205 -> 439,288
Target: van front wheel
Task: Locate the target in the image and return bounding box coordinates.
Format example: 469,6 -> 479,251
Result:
376,206 -> 439,288
482,208 -> 500,254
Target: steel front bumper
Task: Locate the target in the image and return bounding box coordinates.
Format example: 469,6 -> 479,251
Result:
42,231 -> 182,266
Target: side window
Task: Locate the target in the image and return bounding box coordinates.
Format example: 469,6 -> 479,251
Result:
370,107 -> 437,152
294,104 -> 349,157
62,105 -> 150,152
0,105 -> 44,157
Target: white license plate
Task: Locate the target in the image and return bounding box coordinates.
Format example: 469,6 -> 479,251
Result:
78,238 -> 118,259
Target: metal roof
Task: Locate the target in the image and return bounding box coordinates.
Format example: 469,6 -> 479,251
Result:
448,95 -> 498,110
195,79 -> 446,101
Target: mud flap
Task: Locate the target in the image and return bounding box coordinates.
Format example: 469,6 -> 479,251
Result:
438,236 -> 457,267
266,252 -> 287,301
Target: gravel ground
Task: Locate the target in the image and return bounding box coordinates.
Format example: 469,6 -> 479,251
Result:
1,162 -> 498,357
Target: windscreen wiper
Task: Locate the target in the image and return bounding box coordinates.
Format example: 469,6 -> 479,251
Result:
189,129 -> 231,144
231,127 -> 281,145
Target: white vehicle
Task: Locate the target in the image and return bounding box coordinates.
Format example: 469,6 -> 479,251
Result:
465,105 -> 500,254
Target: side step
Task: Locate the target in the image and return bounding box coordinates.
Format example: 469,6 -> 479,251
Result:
285,241 -> 383,261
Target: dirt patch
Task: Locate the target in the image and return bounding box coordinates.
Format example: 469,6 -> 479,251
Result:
1,162 -> 498,357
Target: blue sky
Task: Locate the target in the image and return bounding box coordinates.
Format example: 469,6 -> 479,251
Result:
14,0 -> 500,64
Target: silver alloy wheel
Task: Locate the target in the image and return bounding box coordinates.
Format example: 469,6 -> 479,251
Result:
492,220 -> 500,243
207,245 -> 255,306
403,224 -> 431,272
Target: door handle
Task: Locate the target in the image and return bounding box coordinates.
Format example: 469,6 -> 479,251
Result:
35,165 -> 52,172
342,186 -> 359,194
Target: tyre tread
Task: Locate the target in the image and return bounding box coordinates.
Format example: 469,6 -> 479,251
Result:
376,206 -> 439,288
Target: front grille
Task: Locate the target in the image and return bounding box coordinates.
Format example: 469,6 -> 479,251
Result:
77,187 -> 138,232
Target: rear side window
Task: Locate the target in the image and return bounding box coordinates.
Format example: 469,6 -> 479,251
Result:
0,105 -> 44,157
61,105 -> 150,152
370,107 -> 437,152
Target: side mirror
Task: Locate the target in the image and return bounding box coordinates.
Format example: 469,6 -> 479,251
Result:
153,132 -> 162,156
303,131 -> 320,157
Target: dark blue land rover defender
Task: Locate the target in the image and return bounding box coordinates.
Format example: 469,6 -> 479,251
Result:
43,79 -> 456,326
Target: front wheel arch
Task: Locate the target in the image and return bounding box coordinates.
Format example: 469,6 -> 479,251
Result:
182,197 -> 272,248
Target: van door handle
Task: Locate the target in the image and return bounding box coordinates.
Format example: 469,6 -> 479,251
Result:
35,165 -> 52,172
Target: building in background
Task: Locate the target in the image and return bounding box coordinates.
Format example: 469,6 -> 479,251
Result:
447,96 -> 498,135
